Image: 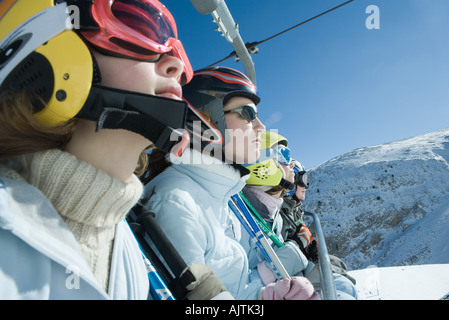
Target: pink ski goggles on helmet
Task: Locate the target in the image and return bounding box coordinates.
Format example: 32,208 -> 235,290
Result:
80,0 -> 193,84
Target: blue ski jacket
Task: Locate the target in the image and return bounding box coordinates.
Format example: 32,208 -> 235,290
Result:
143,149 -> 265,299
0,171 -> 149,300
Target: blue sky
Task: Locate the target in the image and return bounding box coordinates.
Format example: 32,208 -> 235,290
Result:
163,0 -> 449,168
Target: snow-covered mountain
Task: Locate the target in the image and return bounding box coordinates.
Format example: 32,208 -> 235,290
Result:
303,128 -> 449,270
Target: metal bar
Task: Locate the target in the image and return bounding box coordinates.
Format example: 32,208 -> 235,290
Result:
211,1 -> 257,84
304,211 -> 338,300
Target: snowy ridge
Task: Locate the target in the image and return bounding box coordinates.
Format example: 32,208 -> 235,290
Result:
303,128 -> 449,270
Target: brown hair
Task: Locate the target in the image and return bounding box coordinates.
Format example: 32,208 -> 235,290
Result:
135,149 -> 149,176
0,91 -> 76,161
0,91 -> 148,175
140,148 -> 170,184
266,185 -> 288,197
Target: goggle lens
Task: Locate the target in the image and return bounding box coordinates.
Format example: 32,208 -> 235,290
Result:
82,0 -> 193,82
274,145 -> 292,166
112,0 -> 175,46
295,171 -> 309,188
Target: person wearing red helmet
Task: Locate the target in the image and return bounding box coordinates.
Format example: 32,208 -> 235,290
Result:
0,0 -> 216,299
143,66 -> 318,300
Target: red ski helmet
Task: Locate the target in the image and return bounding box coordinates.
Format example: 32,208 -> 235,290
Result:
182,66 -> 260,147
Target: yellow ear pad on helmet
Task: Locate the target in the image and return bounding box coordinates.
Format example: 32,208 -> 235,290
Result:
0,0 -> 94,125
33,30 -> 93,125
245,159 -> 284,186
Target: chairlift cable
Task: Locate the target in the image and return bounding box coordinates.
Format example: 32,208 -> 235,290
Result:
208,0 -> 355,66
252,0 -> 354,47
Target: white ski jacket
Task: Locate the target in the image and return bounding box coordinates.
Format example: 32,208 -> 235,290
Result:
0,174 -> 149,300
143,149 -> 265,300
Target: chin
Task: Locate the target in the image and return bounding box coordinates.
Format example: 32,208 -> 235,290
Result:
245,150 -> 260,164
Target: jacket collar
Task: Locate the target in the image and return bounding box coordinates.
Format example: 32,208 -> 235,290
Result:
0,174 -> 106,296
168,148 -> 249,199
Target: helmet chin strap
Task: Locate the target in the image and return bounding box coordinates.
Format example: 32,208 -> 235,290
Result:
76,84 -> 190,156
279,178 -> 295,191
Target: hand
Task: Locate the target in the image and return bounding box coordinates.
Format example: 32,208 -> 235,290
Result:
181,264 -> 231,300
260,277 -> 320,300
290,224 -> 318,261
305,239 -> 319,262
296,223 -> 313,247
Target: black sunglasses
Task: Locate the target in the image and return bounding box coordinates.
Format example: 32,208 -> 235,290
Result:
224,105 -> 258,122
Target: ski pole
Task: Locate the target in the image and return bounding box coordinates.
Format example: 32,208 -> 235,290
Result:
128,203 -> 193,300
239,191 -> 284,247
125,218 -> 176,300
229,196 -> 291,280
228,198 -> 282,279
136,208 -> 188,278
140,248 -> 176,300
233,194 -> 291,280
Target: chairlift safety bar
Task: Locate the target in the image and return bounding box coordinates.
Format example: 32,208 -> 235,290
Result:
304,211 -> 338,300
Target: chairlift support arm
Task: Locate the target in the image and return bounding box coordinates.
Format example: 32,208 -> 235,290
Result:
304,211 -> 338,300
191,0 -> 257,85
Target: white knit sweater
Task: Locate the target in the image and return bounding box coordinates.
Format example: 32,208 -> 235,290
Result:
1,149 -> 143,292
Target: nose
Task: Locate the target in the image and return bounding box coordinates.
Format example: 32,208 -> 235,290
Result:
253,117 -> 266,133
285,163 -> 294,173
156,53 -> 184,83
287,166 -> 295,179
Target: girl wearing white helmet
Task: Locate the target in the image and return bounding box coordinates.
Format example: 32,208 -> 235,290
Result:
242,132 -> 316,290
243,132 -> 358,299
